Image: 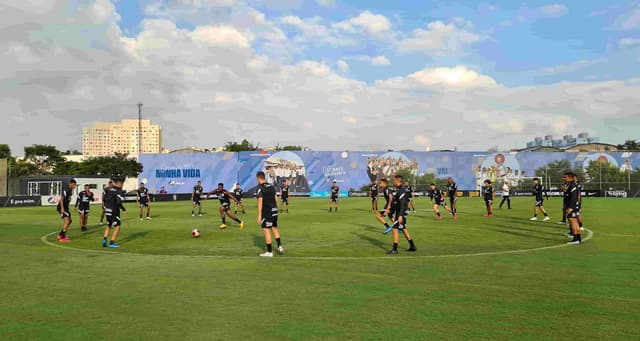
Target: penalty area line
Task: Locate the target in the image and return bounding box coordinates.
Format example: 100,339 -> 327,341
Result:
40,228 -> 593,261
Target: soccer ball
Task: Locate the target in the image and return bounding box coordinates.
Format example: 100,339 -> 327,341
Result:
192,229 -> 200,238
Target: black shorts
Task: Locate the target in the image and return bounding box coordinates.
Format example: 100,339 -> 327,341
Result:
261,215 -> 278,229
58,210 -> 71,220
330,196 -> 338,203
449,195 -> 457,204
220,202 -> 230,210
106,214 -> 121,228
371,196 -> 378,203
78,208 -> 90,215
281,197 -> 289,205
535,199 -> 544,207
435,200 -> 446,207
485,199 -> 493,206
393,212 -> 408,229
567,210 -> 581,219
139,201 -> 149,208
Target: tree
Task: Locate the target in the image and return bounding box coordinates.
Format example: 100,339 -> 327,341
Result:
9,159 -> 38,177
79,153 -> 143,178
24,144 -> 64,175
63,149 -> 82,155
616,140 -> 640,151
275,145 -> 306,151
52,160 -> 83,175
0,144 -> 10,159
534,160 -> 585,188
584,160 -> 629,191
224,139 -> 259,152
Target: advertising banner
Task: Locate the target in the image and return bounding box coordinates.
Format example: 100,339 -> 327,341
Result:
0,196 -> 41,207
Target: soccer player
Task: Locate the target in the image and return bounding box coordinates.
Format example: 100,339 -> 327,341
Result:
76,184 -> 95,232
56,179 -> 77,242
233,183 -> 246,215
279,179 -> 290,213
574,174 -> 585,231
374,179 -> 394,234
329,181 -> 339,212
429,183 -> 454,220
530,178 -> 550,221
386,175 -> 417,254
405,181 -> 416,213
136,182 -> 151,221
446,177 -> 458,217
369,179 -> 379,212
209,183 -> 244,229
192,180 -> 204,217
481,179 -> 494,217
99,180 -> 113,225
256,171 -> 283,257
565,172 -> 583,244
102,176 -> 128,248
499,181 -> 512,209
558,176 -> 570,226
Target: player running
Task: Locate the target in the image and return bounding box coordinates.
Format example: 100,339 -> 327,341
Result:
192,180 -> 204,217
256,171 -> 283,257
374,179 -> 394,234
386,175 -> 417,254
279,179 -> 290,213
429,183 -> 454,220
405,181 -> 416,213
56,179 -> 77,242
329,181 -> 339,212
369,179 -> 379,212
76,184 -> 95,232
565,172 -> 583,244
446,177 -> 458,217
209,183 -> 244,229
102,176 -> 128,248
99,180 -> 113,225
530,178 -> 550,221
233,183 -> 246,215
136,182 -> 151,221
482,179 -> 494,217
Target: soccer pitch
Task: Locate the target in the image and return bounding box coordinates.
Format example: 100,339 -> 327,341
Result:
1,197 -> 639,340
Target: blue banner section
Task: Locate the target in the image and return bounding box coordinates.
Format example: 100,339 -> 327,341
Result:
139,151 -> 640,195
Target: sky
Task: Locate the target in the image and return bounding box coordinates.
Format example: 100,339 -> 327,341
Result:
1,0 -> 640,155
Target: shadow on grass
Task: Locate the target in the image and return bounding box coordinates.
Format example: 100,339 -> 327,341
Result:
120,230 -> 152,244
351,232 -> 387,250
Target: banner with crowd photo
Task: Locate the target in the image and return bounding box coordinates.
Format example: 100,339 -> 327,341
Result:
139,153 -> 239,194
139,151 -> 640,195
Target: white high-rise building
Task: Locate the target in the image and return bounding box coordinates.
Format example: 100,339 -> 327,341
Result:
82,119 -> 162,157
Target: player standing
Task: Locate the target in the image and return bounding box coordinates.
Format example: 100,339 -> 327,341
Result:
56,179 -> 77,242
446,177 -> 458,218
137,182 -> 151,221
574,174 -> 585,231
76,184 -> 95,232
192,180 -> 204,217
256,171 -> 283,257
329,181 -> 339,212
209,183 -> 244,229
565,172 -> 583,244
405,181 -> 416,213
279,179 -> 290,213
386,175 -> 417,254
499,182 -> 512,209
233,183 -> 246,215
374,179 -> 394,234
429,183 -> 454,220
482,179 -> 494,217
530,178 -> 550,221
369,179 -> 379,212
99,180 -> 113,225
102,176 -> 128,248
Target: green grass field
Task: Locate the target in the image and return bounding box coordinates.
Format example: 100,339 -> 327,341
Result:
1,197 -> 639,340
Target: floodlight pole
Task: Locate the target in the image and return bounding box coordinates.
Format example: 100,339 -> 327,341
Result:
138,102 -> 143,159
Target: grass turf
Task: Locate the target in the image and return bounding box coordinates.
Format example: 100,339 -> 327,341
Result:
0,197 -> 639,340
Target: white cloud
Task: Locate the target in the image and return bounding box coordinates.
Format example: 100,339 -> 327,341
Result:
405,66 -> 498,89
619,37 -> 640,48
191,25 -> 252,48
613,3 -> 640,30
399,20 -> 483,56
333,11 -> 391,37
539,4 -> 568,18
371,55 -> 391,66
541,58 -> 607,75
337,60 -> 349,73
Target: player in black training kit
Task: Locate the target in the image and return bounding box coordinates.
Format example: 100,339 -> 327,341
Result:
256,171 -> 283,257
99,180 -> 113,225
233,183 -> 246,215
76,184 -> 95,232
102,176 -> 128,248
279,179 -> 290,213
374,179 -> 394,234
369,180 -> 379,212
482,179 -> 494,217
192,180 -> 204,217
429,183 -> 454,220
404,181 -> 416,213
386,175 -> 417,254
56,179 -> 77,242
565,172 -> 583,244
530,178 -> 550,221
137,182 -> 151,221
208,183 -> 244,229
446,177 -> 458,217
329,181 -> 339,212
559,174 -> 570,227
